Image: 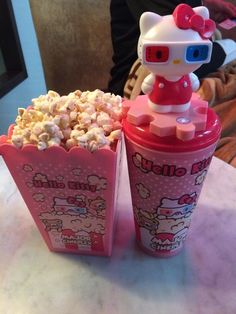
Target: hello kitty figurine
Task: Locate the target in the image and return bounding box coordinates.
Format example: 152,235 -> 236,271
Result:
138,4 -> 215,113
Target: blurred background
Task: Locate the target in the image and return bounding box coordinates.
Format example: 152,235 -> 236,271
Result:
29,0 -> 113,95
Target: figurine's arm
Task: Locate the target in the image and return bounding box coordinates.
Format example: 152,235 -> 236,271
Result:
141,73 -> 155,95
190,73 -> 200,92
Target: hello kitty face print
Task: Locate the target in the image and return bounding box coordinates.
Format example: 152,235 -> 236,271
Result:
138,4 -> 216,113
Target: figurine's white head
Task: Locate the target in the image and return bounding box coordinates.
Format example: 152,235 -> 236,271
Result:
138,4 -> 215,77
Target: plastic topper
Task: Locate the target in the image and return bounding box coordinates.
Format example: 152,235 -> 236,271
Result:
137,4 -> 216,114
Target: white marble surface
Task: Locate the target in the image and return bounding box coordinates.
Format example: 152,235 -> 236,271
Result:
0,152 -> 236,314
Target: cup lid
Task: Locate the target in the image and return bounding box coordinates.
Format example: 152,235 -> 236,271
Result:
123,104 -> 221,153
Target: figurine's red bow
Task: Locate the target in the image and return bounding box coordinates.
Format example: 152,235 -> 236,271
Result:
173,4 -> 215,39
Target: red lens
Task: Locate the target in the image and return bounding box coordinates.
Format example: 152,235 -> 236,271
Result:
145,46 -> 169,63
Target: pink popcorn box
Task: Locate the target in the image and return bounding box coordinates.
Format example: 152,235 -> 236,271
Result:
0,128 -> 122,256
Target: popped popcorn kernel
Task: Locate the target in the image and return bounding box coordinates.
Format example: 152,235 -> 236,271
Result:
10,89 -> 123,152
12,135 -> 23,148
65,138 -> 77,149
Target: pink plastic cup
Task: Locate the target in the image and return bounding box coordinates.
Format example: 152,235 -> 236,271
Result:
0,127 -> 122,256
123,95 -> 221,257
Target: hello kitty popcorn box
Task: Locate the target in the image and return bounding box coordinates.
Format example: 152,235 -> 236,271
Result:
0,92 -> 122,257
123,5 -> 221,256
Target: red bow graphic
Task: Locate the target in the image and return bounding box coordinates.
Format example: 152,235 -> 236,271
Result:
178,194 -> 197,205
173,4 -> 216,39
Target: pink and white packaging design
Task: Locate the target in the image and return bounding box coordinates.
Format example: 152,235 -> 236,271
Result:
123,94 -> 221,257
124,134 -> 217,256
0,129 -> 122,256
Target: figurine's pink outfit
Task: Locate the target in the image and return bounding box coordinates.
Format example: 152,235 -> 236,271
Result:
149,75 -> 192,105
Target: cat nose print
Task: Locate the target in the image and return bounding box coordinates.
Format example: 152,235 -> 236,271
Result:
173,59 -> 181,64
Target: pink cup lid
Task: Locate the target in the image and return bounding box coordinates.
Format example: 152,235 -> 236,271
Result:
123,107 -> 221,153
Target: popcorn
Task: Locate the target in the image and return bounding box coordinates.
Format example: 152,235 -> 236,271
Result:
69,111 -> 77,121
108,129 -> 122,142
66,138 -> 77,149
38,141 -> 47,150
10,89 -> 123,152
62,128 -> 72,140
18,108 -> 25,116
12,135 -> 23,148
32,123 -> 44,136
79,112 -> 92,126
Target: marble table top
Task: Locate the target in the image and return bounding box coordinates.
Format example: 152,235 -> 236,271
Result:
0,152 -> 236,314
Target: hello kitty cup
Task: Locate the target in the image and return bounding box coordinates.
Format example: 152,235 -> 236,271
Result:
123,94 -> 221,257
